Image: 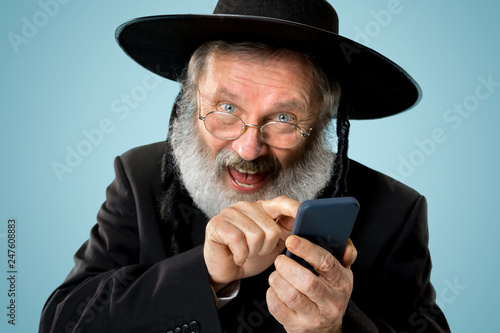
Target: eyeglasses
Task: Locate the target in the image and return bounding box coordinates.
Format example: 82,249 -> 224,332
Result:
198,110 -> 313,149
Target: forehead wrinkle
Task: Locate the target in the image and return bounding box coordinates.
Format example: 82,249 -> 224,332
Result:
214,83 -> 312,114
237,69 -> 316,116
200,54 -> 318,117
232,70 -> 313,107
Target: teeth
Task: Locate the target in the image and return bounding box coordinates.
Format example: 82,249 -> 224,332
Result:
235,166 -> 257,175
234,179 -> 256,188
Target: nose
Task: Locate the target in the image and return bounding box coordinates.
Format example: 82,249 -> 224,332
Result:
231,125 -> 269,161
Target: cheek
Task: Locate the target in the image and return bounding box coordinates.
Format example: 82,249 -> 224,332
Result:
271,146 -> 303,168
197,121 -> 230,158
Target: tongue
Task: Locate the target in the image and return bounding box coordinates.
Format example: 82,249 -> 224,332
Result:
228,167 -> 268,185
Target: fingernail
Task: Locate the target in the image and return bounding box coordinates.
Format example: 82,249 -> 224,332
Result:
287,236 -> 301,251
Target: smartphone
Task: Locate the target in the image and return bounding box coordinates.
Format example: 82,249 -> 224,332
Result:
285,197 -> 359,273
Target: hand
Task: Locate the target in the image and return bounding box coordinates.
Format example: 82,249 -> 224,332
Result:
203,196 -> 299,292
267,236 -> 357,333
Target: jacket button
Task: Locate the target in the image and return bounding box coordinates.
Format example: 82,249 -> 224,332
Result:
189,321 -> 200,332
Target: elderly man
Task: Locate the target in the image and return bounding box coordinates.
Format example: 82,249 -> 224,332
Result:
40,0 -> 450,332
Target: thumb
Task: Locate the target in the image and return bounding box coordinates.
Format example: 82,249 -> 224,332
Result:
257,196 -> 300,241
276,216 -> 294,241
342,238 -> 357,268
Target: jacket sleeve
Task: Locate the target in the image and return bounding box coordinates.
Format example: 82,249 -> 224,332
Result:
39,154 -> 223,333
342,195 -> 450,332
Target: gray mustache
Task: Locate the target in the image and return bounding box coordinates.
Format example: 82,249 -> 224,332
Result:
215,149 -> 281,176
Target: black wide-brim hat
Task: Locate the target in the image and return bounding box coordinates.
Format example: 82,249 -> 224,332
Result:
116,0 -> 421,120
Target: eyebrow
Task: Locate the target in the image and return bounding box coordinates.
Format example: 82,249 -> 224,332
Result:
214,88 -> 310,112
215,89 -> 238,102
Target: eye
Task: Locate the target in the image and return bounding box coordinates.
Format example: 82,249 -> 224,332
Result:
220,103 -> 236,113
275,113 -> 293,123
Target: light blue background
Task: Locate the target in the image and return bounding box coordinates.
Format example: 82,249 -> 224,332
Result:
1,0 -> 498,331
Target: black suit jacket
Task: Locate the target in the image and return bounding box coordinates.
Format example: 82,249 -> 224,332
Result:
39,142 -> 450,332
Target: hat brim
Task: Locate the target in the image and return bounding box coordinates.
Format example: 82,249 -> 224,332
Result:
116,14 -> 421,120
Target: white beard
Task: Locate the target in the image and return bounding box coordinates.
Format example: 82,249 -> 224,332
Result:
170,110 -> 335,219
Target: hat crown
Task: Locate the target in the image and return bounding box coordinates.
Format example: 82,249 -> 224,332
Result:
213,0 -> 338,34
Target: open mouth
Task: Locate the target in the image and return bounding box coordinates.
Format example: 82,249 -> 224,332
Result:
227,166 -> 270,192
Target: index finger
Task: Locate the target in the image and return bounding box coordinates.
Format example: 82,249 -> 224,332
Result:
286,236 -> 349,280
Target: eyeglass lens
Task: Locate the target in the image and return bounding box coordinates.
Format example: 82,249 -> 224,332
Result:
203,112 -> 303,148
